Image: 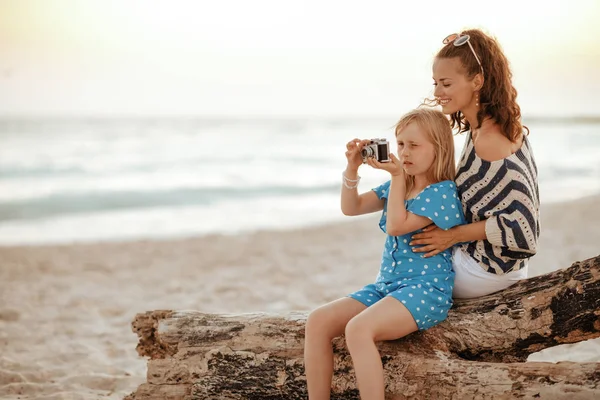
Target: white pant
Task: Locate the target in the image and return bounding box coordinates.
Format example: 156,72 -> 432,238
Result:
452,247 -> 527,299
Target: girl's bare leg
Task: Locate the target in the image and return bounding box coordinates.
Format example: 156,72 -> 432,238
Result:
344,297 -> 418,400
304,297 -> 367,400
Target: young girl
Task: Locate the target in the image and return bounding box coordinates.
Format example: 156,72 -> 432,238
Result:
410,29 -> 540,298
304,108 -> 466,400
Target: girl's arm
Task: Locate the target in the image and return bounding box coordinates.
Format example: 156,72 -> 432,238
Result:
370,157 -> 432,236
341,138 -> 386,216
340,167 -> 384,216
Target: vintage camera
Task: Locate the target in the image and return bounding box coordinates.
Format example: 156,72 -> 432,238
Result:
361,138 -> 390,163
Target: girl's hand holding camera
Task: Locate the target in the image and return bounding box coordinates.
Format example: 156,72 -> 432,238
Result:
367,152 -> 404,177
345,138 -> 372,172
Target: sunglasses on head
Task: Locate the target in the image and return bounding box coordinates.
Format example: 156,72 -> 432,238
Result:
443,33 -> 484,75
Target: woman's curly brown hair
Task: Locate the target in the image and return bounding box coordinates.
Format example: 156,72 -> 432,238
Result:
435,29 -> 528,142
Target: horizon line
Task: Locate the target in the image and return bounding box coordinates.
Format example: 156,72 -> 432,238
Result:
0,113 -> 599,124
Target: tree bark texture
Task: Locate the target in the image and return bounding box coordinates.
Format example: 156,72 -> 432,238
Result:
125,255 -> 600,399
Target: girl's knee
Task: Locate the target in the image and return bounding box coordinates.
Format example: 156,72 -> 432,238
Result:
305,307 -> 333,338
344,316 -> 373,347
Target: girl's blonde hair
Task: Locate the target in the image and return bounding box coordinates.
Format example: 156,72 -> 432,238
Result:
394,108 -> 456,197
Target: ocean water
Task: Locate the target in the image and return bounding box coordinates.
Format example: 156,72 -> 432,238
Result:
0,117 -> 599,245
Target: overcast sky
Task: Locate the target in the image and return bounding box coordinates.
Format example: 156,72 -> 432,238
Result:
1,0 -> 599,118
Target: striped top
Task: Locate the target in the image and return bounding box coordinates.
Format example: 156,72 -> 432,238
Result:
455,132 -> 540,274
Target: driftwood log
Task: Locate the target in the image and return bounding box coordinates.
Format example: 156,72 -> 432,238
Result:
126,255 -> 600,399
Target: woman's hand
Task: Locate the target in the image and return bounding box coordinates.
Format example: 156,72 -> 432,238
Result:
410,225 -> 457,257
367,153 -> 404,177
345,138 -> 371,171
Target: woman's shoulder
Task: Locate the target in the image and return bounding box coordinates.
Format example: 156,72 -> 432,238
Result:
474,130 -> 522,162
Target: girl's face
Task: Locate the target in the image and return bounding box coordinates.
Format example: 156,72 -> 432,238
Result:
396,122 -> 436,178
432,57 -> 478,115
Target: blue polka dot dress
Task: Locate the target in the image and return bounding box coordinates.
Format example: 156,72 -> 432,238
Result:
348,180 -> 467,330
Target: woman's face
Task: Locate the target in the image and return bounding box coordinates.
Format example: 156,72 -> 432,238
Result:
432,57 -> 478,115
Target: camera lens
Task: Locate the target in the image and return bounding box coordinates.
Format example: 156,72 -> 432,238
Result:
361,147 -> 374,158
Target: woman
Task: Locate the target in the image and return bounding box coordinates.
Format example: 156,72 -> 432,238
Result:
410,29 -> 540,298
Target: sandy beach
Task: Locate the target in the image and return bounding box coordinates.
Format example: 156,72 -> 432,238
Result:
1,195 -> 599,399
